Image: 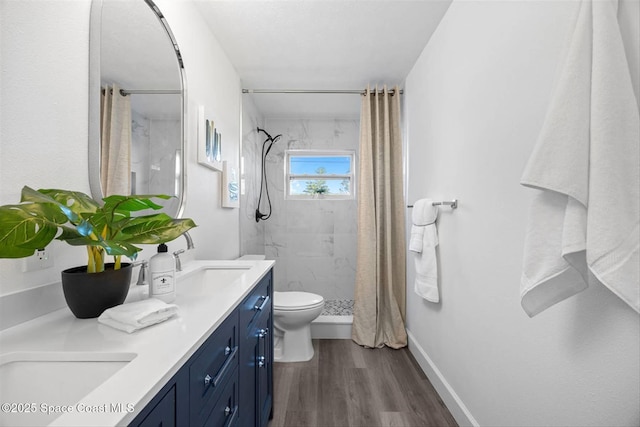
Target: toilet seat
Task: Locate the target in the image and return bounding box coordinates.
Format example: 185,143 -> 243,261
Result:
274,291 -> 324,311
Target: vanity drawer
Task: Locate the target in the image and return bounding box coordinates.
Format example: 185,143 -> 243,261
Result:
190,309 -> 238,425
239,270 -> 272,333
203,369 -> 238,427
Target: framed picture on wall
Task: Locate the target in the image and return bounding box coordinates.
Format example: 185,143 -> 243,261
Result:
222,161 -> 239,208
197,105 -> 222,171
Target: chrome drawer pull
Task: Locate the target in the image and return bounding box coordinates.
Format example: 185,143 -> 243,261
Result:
203,345 -> 238,388
224,405 -> 238,427
258,328 -> 269,338
257,356 -> 265,368
253,295 -> 270,311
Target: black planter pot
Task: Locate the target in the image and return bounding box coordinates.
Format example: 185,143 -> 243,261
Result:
61,263 -> 132,319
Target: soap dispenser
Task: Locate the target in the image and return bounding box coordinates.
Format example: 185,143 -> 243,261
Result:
149,243 -> 176,303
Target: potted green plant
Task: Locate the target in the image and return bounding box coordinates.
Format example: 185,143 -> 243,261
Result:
0,186 -> 196,318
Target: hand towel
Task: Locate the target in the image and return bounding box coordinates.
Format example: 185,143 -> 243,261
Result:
98,298 -> 179,333
409,199 -> 438,253
410,199 -> 440,302
520,0 -> 639,317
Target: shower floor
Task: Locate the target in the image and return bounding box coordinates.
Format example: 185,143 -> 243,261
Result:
313,299 -> 353,339
321,299 -> 353,316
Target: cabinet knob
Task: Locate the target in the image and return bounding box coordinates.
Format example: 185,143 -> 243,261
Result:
204,374 -> 212,387
258,328 -> 269,338
224,406 -> 232,417
225,345 -> 232,355
258,356 -> 265,368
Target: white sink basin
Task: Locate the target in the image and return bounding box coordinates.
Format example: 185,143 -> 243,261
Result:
0,351 -> 136,427
200,266 -> 251,285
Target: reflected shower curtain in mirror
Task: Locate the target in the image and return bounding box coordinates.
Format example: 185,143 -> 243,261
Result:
101,84 -> 131,196
352,85 -> 407,349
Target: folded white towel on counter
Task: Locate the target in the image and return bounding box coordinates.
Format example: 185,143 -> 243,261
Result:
520,0 -> 639,317
98,298 -> 179,333
409,199 -> 438,253
410,199 -> 440,302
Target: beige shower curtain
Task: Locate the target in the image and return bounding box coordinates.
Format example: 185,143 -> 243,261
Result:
352,85 -> 407,349
101,84 -> 131,196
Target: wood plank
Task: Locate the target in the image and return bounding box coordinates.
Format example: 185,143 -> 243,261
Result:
344,367 -> 382,427
283,411 -> 317,427
271,364 -> 295,426
316,340 -> 350,426
380,411 -> 416,427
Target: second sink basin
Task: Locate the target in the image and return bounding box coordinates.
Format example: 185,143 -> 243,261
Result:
0,351 -> 136,427
200,266 -> 251,285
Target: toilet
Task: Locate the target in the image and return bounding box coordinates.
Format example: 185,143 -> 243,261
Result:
273,291 -> 324,362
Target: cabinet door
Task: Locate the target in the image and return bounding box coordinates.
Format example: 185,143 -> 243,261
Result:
256,309 -> 273,427
136,385 -> 176,427
203,368 -> 238,427
189,311 -> 239,425
238,270 -> 273,427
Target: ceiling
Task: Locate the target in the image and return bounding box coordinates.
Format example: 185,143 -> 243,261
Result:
194,0 -> 452,118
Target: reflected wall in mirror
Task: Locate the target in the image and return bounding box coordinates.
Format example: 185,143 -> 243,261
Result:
89,0 -> 186,218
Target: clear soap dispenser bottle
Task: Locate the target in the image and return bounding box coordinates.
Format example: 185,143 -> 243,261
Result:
149,243 -> 176,303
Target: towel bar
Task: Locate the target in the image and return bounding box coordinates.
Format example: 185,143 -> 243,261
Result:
407,199 -> 458,209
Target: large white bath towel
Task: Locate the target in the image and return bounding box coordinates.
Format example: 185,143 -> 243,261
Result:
520,0 -> 639,317
410,199 -> 440,302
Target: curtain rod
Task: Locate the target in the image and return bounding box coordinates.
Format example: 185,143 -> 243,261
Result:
120,89 -> 181,95
101,88 -> 181,96
242,89 -> 403,95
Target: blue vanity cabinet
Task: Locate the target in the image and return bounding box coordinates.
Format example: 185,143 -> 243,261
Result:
238,270 -> 274,427
130,268 -> 273,427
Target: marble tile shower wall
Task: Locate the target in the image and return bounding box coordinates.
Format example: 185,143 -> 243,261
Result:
148,119 -> 180,195
240,99 -> 266,255
132,111 -> 151,193
131,112 -> 180,196
263,118 -> 359,300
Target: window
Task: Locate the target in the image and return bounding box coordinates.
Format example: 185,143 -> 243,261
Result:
285,150 -> 355,200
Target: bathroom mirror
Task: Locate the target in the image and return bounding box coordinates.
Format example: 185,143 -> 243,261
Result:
88,0 -> 186,217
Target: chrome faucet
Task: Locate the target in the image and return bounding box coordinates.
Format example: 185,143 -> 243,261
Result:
132,260 -> 148,286
183,230 -> 195,250
173,249 -> 185,272
173,231 -> 195,272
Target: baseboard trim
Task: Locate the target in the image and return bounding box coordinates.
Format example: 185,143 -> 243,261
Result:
406,329 -> 479,427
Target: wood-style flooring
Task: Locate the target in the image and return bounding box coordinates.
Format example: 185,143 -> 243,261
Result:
269,339 -> 459,427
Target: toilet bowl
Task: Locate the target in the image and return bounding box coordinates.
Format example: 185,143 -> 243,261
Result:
273,291 -> 324,362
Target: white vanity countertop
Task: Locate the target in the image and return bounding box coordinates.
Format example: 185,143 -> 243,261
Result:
0,259 -> 274,427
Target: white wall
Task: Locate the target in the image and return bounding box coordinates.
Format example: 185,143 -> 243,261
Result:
0,0 -> 92,295
404,1 -> 640,426
154,0 -> 241,261
0,0 -> 241,296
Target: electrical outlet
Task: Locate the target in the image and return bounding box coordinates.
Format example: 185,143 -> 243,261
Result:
23,248 -> 54,272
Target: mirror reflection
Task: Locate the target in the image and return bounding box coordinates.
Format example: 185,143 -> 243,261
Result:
89,0 -> 185,217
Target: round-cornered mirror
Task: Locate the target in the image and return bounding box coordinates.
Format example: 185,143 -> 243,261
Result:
89,0 -> 186,218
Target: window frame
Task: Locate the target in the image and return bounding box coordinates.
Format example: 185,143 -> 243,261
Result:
284,149 -> 356,200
